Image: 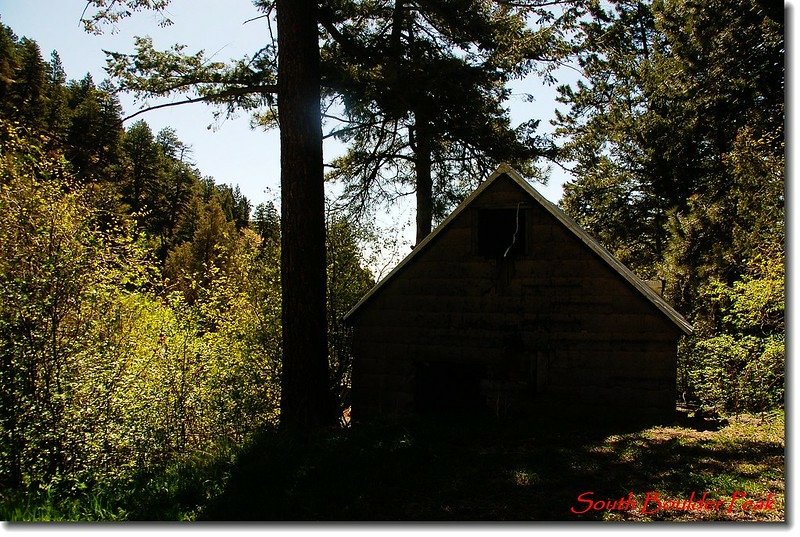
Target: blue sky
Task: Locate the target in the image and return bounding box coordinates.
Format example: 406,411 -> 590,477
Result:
1,0 -> 284,206
1,0 -> 572,250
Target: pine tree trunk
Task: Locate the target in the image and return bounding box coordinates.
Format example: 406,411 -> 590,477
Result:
276,0 -> 332,432
414,113 -> 433,244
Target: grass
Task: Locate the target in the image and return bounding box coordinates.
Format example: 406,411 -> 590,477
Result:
0,490 -> 125,522
1,410 -> 785,522
203,410 -> 785,521
0,447 -> 236,521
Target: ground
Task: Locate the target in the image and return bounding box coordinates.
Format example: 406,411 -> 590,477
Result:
1,410 -> 784,521
202,410 -> 784,521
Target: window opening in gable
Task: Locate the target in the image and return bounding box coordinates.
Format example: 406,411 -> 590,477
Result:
477,206 -> 526,258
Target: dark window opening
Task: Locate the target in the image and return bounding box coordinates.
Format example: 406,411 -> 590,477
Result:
414,361 -> 486,414
478,208 -> 526,258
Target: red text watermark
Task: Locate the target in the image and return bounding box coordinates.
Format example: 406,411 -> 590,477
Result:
570,490 -> 776,515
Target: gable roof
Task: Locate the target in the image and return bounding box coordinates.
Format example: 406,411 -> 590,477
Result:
344,164 -> 692,335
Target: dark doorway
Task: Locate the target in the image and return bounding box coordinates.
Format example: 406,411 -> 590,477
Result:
414,361 -> 487,414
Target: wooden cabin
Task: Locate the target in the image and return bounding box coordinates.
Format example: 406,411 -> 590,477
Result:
344,165 -> 692,422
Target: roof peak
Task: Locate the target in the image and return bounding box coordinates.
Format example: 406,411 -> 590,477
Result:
344,165 -> 692,335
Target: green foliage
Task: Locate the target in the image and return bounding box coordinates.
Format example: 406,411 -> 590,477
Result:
323,0 -> 563,229
0,3 -> 787,519
80,2 -> 567,238
326,215 -> 375,414
165,196 -> 238,300
63,76 -> 127,183
0,20 -> 250,257
196,227 -> 282,436
680,249 -> 784,414
556,0 -> 687,274
0,118 -> 283,500
103,35 -> 277,119
81,0 -> 173,35
0,120 -> 151,490
661,126 -> 784,316
556,0 -> 783,283
555,0 -> 784,413
0,18 -> 381,517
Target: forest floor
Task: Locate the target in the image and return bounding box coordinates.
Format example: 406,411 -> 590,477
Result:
2,410 -> 785,522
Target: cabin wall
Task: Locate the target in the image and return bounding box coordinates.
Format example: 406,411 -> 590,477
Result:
349,175 -> 682,421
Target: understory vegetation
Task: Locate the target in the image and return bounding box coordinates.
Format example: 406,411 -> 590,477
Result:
0,23 -> 373,516
1,411 -> 785,521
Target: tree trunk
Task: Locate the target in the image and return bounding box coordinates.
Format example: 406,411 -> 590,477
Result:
277,0 -> 332,432
414,113 -> 433,244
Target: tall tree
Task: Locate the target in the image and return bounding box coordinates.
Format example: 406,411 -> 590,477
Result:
0,24 -> 18,109
276,0 -> 333,431
95,3 -> 571,246
9,38 -> 48,132
83,0 -> 574,427
65,75 -> 126,183
553,0 -> 784,409
122,120 -> 166,215
253,200 -> 281,245
554,0 -> 675,274
84,0 -> 334,431
654,0 -> 783,314
321,0 -> 565,243
553,0 -> 783,291
44,51 -> 71,146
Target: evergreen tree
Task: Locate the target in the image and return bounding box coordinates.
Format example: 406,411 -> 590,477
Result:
553,0 -> 784,410
9,38 -> 48,131
253,201 -> 281,246
554,0 -> 783,295
44,51 -> 71,146
155,126 -> 192,162
554,0 -> 676,274
165,195 -> 238,300
216,184 -> 252,230
65,75 -> 126,183
122,120 -> 167,216
0,24 -> 18,110
321,0 -> 565,242
655,0 -> 783,313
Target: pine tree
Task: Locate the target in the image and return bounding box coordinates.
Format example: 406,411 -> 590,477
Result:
276,0 -> 334,431
65,75 -> 126,183
122,120 -> 167,216
44,51 -> 71,146
553,0 -> 783,294
322,0 -> 564,243
253,201 -> 281,245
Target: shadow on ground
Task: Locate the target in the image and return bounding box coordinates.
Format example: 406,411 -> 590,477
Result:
191,412 -> 783,521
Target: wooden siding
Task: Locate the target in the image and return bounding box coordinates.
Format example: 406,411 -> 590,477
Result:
349,174 -> 682,421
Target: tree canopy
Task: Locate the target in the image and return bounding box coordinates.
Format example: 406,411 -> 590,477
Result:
0,19 -> 375,498
320,0 -> 568,241
91,1 -> 576,243
553,0 -> 784,411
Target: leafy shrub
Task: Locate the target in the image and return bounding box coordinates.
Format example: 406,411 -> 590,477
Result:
680,249 -> 784,414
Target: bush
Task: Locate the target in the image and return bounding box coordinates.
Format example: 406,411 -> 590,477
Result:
680,248 -> 784,414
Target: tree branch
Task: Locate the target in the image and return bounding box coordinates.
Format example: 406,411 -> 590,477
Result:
122,84 -> 278,122
318,6 -> 376,64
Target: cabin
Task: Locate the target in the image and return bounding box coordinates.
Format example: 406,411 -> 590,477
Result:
344,164 -> 692,422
